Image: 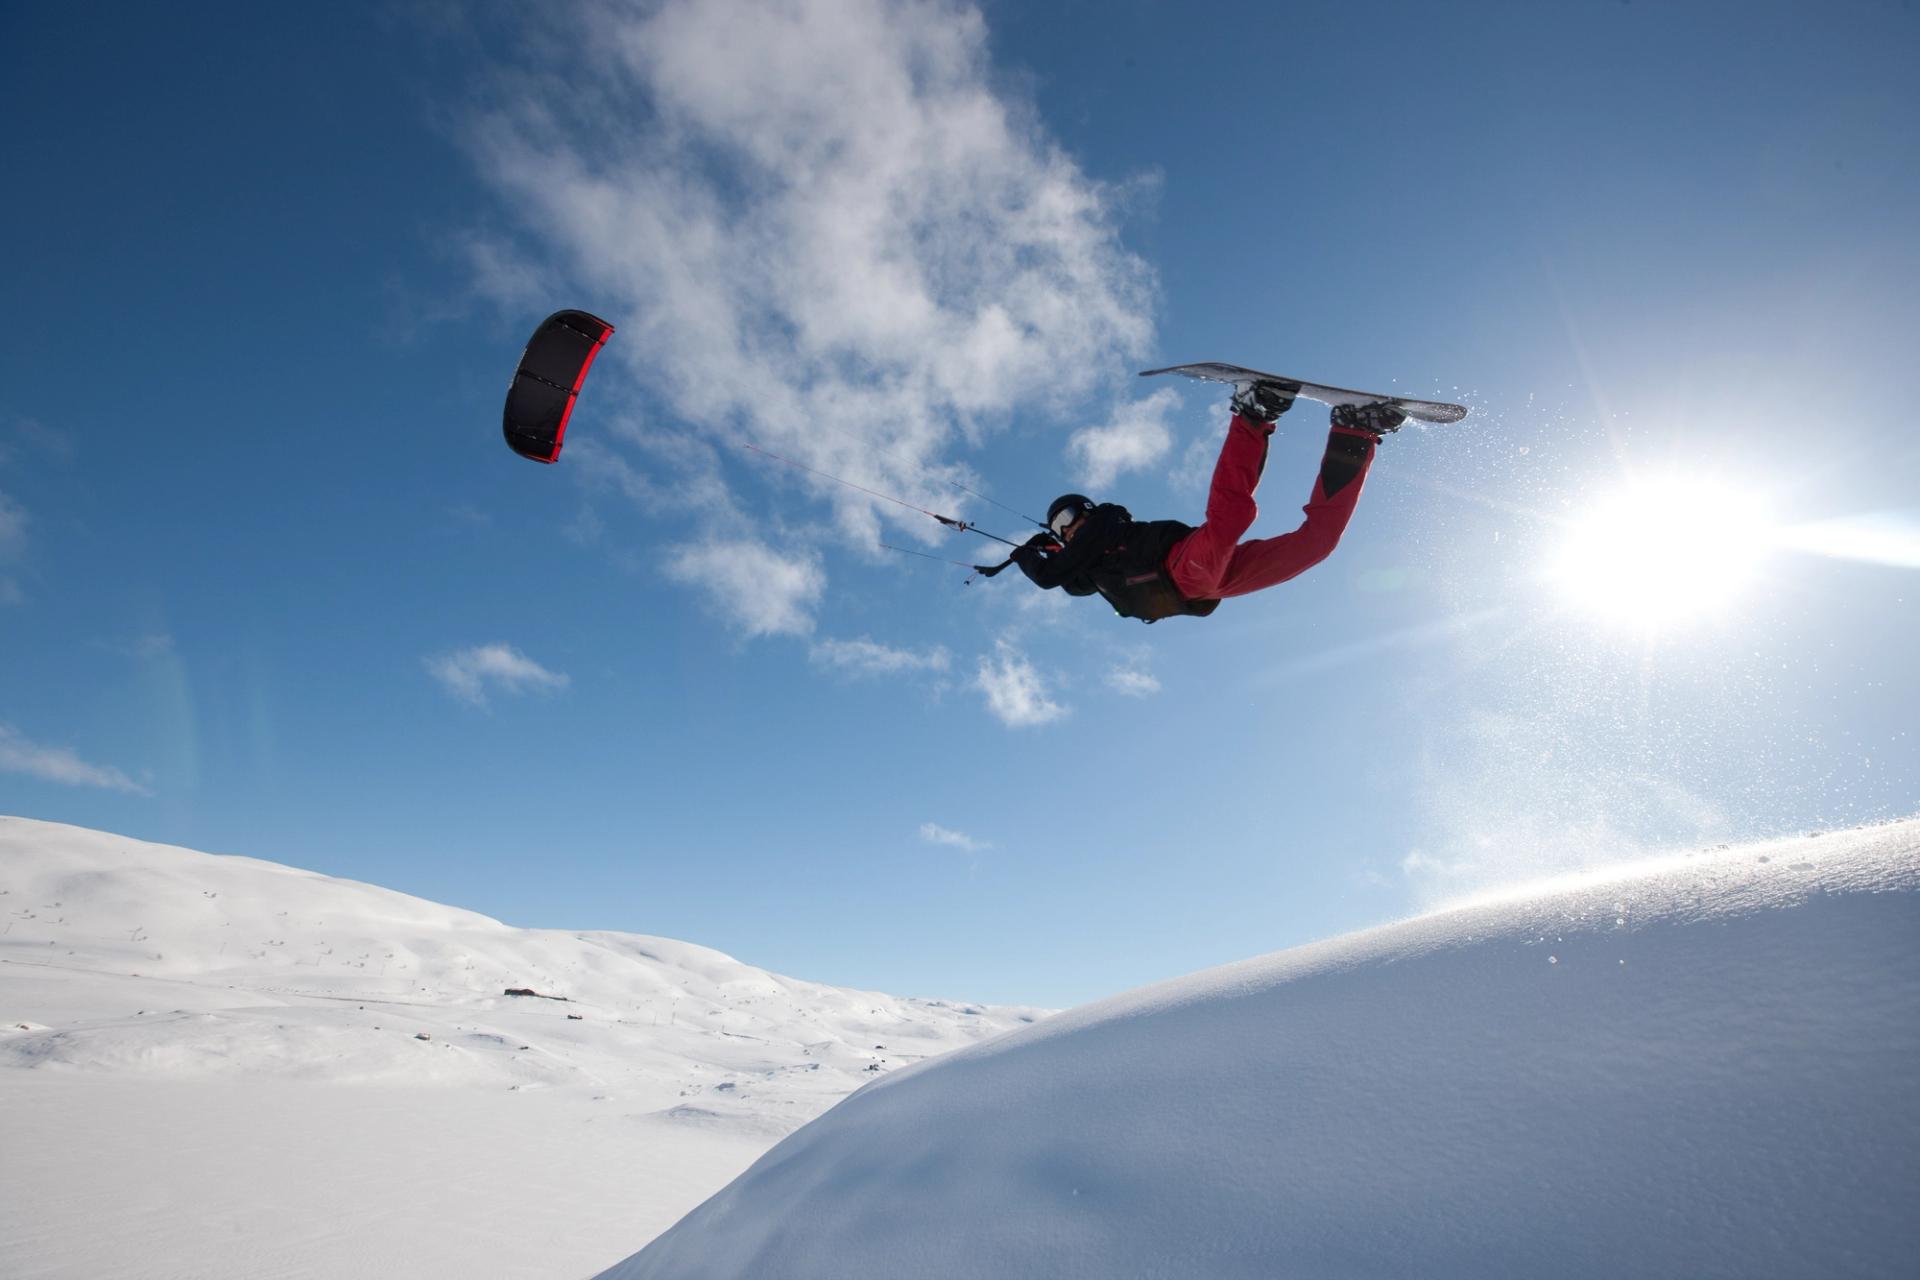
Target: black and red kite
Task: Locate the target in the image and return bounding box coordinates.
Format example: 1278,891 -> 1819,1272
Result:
502,309 -> 615,463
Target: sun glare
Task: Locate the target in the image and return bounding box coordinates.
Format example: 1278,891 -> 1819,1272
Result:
1546,476 -> 1773,632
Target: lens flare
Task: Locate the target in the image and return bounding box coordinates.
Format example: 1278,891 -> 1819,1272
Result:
1545,476 -> 1772,631
1772,512 -> 1920,569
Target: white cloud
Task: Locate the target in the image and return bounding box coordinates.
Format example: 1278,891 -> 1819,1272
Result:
666,538 -> 826,638
1105,665 -> 1161,697
920,821 -> 988,851
811,637 -> 952,677
461,0 -> 1160,603
0,724 -> 149,795
1067,387 -> 1181,488
975,639 -> 1066,727
426,644 -> 571,707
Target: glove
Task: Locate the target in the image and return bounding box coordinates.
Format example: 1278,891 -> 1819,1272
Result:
1010,533 -> 1054,567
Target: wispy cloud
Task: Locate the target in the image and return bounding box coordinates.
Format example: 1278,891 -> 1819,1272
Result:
0,724 -> 149,795
461,0 -> 1159,620
94,632 -> 175,661
1170,426 -> 1226,498
920,821 -> 988,851
426,644 -> 571,707
810,637 -> 952,678
1,417 -> 54,605
666,538 -> 826,638
975,639 -> 1066,727
22,420 -> 77,464
1068,387 -> 1181,489
460,230 -> 552,312
0,491 -> 25,605
1105,664 -> 1161,697
566,431 -> 734,520
3,417 -> 76,467
0,491 -> 25,559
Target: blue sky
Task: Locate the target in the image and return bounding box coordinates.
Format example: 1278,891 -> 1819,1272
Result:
3,1 -> 1916,1008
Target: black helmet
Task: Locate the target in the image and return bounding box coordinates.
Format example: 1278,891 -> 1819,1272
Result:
1046,493 -> 1095,537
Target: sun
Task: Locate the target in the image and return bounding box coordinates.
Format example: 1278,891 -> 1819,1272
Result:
1545,475 -> 1773,632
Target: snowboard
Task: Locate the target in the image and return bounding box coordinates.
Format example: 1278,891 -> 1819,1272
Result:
1139,362 -> 1468,425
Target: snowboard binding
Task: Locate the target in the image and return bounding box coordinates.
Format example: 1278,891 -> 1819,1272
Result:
1229,380 -> 1301,424
1331,401 -> 1408,437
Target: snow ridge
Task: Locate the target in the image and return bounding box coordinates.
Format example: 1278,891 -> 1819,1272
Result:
603,821 -> 1920,1280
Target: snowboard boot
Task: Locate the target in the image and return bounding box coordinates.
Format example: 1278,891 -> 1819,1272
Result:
1330,401 -> 1408,438
1230,380 -> 1301,426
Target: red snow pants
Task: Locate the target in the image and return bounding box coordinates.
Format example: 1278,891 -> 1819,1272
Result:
1165,415 -> 1375,600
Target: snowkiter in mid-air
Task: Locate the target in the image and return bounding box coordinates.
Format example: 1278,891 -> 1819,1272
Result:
1008,383 -> 1406,622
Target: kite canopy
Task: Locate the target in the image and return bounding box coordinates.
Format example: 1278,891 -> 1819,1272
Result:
502,310 -> 615,463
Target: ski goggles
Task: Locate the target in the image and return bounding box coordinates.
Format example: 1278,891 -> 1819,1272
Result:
1049,506 -> 1084,538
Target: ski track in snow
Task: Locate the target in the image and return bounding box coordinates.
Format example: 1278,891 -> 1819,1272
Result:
0,816 -> 1044,1280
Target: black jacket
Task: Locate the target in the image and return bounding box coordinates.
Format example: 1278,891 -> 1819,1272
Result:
1010,503 -> 1220,623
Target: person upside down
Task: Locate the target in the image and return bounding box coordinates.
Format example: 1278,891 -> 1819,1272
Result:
1005,382 -> 1406,623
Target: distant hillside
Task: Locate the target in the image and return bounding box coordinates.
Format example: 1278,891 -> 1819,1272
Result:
0,815 -> 1044,1125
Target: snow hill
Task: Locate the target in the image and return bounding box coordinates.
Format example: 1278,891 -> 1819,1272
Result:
0,817 -> 1042,1279
603,820 -> 1920,1280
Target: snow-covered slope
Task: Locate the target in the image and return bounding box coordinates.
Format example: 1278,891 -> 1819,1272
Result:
0,816 -> 1040,1104
603,820 -> 1920,1280
0,816 -> 1042,1278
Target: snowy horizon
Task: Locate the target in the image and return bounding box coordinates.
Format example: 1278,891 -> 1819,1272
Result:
5,813 -> 1913,1278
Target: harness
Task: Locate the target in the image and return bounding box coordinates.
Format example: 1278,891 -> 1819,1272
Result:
1091,518 -> 1221,623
